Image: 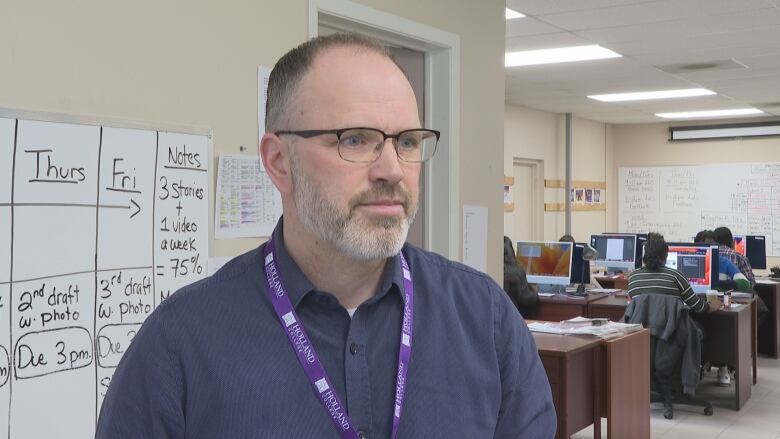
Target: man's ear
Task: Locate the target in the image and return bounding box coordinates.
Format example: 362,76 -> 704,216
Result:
260,133 -> 293,195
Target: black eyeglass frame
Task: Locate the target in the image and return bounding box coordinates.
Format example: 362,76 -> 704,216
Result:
274,127 -> 441,163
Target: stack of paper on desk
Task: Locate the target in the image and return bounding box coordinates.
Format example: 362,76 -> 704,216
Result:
528,319 -> 642,339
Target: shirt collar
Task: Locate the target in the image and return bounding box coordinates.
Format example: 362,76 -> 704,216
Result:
267,218 -> 407,309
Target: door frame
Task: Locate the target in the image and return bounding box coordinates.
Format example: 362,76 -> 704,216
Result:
513,157 -> 544,240
308,0 -> 461,259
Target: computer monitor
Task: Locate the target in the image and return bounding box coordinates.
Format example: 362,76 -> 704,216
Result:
665,243 -> 719,294
605,232 -> 647,269
570,243 -> 591,285
516,241 -> 573,286
733,235 -> 747,256
746,235 -> 767,269
733,234 -> 767,269
590,234 -> 637,272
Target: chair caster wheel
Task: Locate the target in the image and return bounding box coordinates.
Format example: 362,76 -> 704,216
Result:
664,410 -> 673,420
704,406 -> 713,416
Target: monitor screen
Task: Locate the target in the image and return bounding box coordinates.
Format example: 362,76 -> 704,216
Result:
516,241 -> 573,286
746,235 -> 767,269
590,234 -> 637,271
570,243 -> 591,284
733,235 -> 747,256
665,244 -> 719,293
605,232 -> 647,269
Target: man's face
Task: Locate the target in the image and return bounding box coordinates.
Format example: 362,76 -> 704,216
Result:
286,47 -> 422,260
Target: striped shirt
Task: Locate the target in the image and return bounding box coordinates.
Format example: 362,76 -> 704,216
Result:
628,266 -> 708,313
719,246 -> 756,288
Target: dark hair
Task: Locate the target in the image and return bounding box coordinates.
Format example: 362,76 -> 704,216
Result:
503,236 -> 517,266
643,232 -> 668,270
265,33 -> 396,132
558,234 -> 576,243
712,227 -> 734,248
694,229 -> 714,244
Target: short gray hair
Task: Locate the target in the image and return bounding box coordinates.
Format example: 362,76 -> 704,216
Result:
265,33 -> 397,132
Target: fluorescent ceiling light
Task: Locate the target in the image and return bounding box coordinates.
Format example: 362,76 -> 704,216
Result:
588,88 -> 715,102
655,108 -> 764,119
505,45 -> 622,67
506,8 -> 526,19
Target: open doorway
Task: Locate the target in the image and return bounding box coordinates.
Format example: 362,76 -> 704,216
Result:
505,157 -> 543,244
310,0 -> 460,258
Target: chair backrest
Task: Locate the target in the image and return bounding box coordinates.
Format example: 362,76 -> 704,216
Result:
624,293 -> 703,395
623,293 -> 688,340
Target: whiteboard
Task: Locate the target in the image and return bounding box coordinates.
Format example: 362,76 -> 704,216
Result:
619,163 -> 780,256
0,116 -> 210,438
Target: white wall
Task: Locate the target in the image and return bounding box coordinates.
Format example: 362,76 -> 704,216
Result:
1,0 -> 506,280
561,117 -> 609,242
504,105 -> 560,242
504,105 -> 608,244
610,122 -> 780,272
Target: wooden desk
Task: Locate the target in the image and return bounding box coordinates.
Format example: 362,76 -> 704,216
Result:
533,329 -> 650,439
755,280 -> 780,358
589,294 -> 755,410
602,330 -> 651,439
695,301 -> 753,410
593,275 -> 628,290
588,295 -> 629,322
534,333 -> 601,439
536,293 -> 608,322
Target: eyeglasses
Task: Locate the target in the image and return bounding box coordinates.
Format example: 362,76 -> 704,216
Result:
275,127 -> 440,163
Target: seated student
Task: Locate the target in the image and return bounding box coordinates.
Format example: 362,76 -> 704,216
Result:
696,227 -> 769,376
558,234 -> 575,243
628,232 -> 720,314
503,236 -> 539,319
713,226 -> 756,288
694,230 -> 751,292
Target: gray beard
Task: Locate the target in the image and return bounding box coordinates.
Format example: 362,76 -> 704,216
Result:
289,152 -> 417,261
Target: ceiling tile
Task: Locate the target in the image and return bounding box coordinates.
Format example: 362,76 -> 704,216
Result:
508,0 -> 661,16
505,0 -> 780,124
506,17 -> 563,37
574,8 -> 780,46
505,32 -> 591,52
536,0 -> 774,31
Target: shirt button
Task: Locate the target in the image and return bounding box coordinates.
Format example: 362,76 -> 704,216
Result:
358,431 -> 367,439
349,343 -> 359,355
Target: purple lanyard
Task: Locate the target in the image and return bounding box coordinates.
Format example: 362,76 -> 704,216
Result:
262,238 -> 414,439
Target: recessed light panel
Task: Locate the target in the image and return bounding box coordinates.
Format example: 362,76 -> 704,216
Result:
588,88 -> 715,102
505,8 -> 525,19
505,45 -> 622,67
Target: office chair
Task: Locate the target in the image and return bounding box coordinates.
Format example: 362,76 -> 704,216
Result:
623,293 -> 713,419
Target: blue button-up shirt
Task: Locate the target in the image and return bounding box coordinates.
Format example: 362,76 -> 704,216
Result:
96,223 -> 556,438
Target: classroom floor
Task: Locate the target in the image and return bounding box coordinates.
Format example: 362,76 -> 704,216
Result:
572,356 -> 780,439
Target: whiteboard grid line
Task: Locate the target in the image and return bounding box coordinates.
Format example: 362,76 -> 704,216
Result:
0,266 -> 154,286
152,132 -> 159,310
92,126 -> 103,424
8,118 -> 17,439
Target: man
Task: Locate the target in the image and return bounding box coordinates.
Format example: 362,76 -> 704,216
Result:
503,236 -> 538,318
713,226 -> 756,287
96,33 -> 556,438
694,230 -> 751,292
706,228 -> 766,386
628,233 -> 719,314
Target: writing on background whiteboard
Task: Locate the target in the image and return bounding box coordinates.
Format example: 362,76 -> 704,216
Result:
619,163 -> 780,256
